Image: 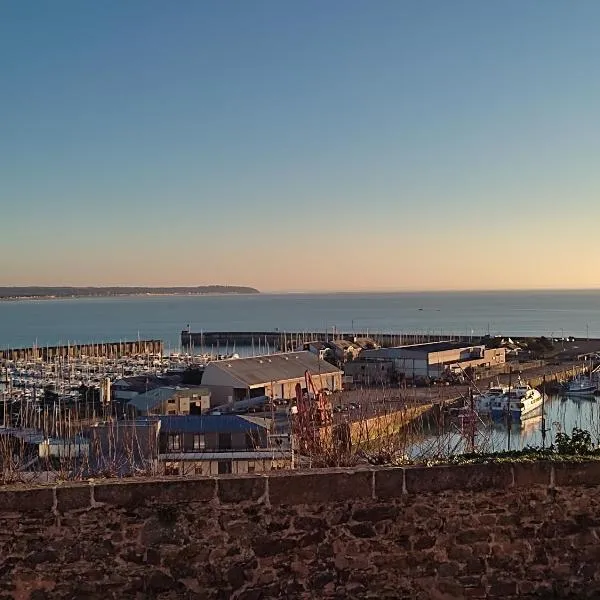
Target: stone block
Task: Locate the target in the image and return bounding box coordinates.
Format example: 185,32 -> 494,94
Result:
352,504 -> 399,522
513,462 -> 552,487
94,478 -> 216,507
56,484 -> 91,512
218,475 -> 266,504
268,469 -> 372,505
554,461 -> 600,487
405,464 -> 512,494
0,487 -> 54,513
374,467 -> 404,499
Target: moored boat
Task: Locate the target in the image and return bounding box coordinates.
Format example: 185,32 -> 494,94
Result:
563,376 -> 597,396
490,378 -> 543,421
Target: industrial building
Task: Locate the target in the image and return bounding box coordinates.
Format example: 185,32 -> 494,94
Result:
201,351 -> 343,406
125,386 -> 211,417
344,358 -> 395,387
360,341 -> 506,381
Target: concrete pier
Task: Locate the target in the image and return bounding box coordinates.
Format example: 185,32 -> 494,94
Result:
0,339 -> 164,361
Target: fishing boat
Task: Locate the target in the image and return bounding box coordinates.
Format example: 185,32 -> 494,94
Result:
490,378 -> 543,421
563,376 -> 597,396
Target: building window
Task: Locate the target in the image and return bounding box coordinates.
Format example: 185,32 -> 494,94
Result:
167,434 -> 180,451
218,460 -> 232,474
247,461 -> 255,473
167,410 -> 176,415
194,466 -> 204,475
168,398 -> 176,404
193,434 -> 205,450
218,432 -> 232,450
165,464 -> 179,475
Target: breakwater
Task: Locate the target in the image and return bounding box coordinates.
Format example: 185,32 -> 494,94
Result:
0,339 -> 164,361
181,330 -> 491,349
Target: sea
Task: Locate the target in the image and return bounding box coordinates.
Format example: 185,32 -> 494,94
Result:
1,290 -> 599,351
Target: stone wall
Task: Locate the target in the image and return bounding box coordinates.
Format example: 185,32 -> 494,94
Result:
2,461 -> 600,599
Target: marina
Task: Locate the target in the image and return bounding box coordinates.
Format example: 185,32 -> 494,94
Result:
2,291 -> 600,480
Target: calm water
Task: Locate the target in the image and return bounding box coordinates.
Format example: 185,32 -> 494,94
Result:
418,394 -> 600,456
1,290 -> 600,350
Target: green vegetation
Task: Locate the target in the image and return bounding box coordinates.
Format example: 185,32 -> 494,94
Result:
422,427 -> 600,466
0,286 -> 260,300
524,336 -> 555,358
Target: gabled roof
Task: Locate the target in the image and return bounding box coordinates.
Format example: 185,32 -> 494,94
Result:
157,415 -> 268,434
203,351 -> 342,387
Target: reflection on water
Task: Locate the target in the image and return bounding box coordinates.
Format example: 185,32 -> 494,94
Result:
413,395 -> 600,459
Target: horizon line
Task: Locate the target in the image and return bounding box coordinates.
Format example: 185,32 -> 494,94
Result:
2,285 -> 600,295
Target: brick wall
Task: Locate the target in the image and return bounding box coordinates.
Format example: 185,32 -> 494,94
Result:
2,461 -> 600,599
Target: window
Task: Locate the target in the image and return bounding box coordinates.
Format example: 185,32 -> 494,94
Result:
165,464 -> 179,475
247,462 -> 255,473
167,434 -> 180,451
168,398 -> 176,404
218,460 -> 232,474
193,434 -> 205,451
218,433 -> 232,450
194,466 -> 204,475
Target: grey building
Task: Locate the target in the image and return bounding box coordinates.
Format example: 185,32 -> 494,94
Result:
201,351 -> 343,405
126,386 -> 211,417
156,415 -> 291,475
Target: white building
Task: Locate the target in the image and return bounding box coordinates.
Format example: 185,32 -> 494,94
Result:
361,341 -> 506,380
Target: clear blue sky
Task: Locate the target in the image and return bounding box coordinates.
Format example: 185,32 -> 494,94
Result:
2,1 -> 600,291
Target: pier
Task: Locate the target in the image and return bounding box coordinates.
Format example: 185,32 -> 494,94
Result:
0,339 -> 164,362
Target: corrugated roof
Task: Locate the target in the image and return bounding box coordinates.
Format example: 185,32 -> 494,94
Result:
126,386 -> 210,413
158,415 -> 268,434
159,451 -> 291,460
204,351 -> 342,387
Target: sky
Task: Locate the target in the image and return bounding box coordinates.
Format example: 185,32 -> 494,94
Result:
1,1 -> 600,293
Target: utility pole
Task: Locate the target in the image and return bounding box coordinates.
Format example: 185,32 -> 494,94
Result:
506,367 -> 512,452
540,374 -> 549,450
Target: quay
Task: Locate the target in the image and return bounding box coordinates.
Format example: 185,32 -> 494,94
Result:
0,339 -> 164,362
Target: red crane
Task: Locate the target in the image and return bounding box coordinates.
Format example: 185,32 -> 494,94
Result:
291,371 -> 333,456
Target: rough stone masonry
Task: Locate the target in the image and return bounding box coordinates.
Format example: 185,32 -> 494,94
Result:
1,461 -> 600,599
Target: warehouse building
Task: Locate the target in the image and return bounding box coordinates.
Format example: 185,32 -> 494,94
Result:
202,351 -> 343,406
360,341 -> 506,381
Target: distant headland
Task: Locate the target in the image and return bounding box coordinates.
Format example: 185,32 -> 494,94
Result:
0,286 -> 260,301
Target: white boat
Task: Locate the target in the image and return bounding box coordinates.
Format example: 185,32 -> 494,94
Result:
563,376 -> 597,396
490,378 -> 543,421
474,384 -> 509,415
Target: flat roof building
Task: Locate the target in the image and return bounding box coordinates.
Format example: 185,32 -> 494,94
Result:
361,341 -> 506,380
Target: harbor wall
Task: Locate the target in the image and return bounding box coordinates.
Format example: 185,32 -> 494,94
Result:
0,340 -> 164,361
3,461 -> 600,599
182,330 -> 490,349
